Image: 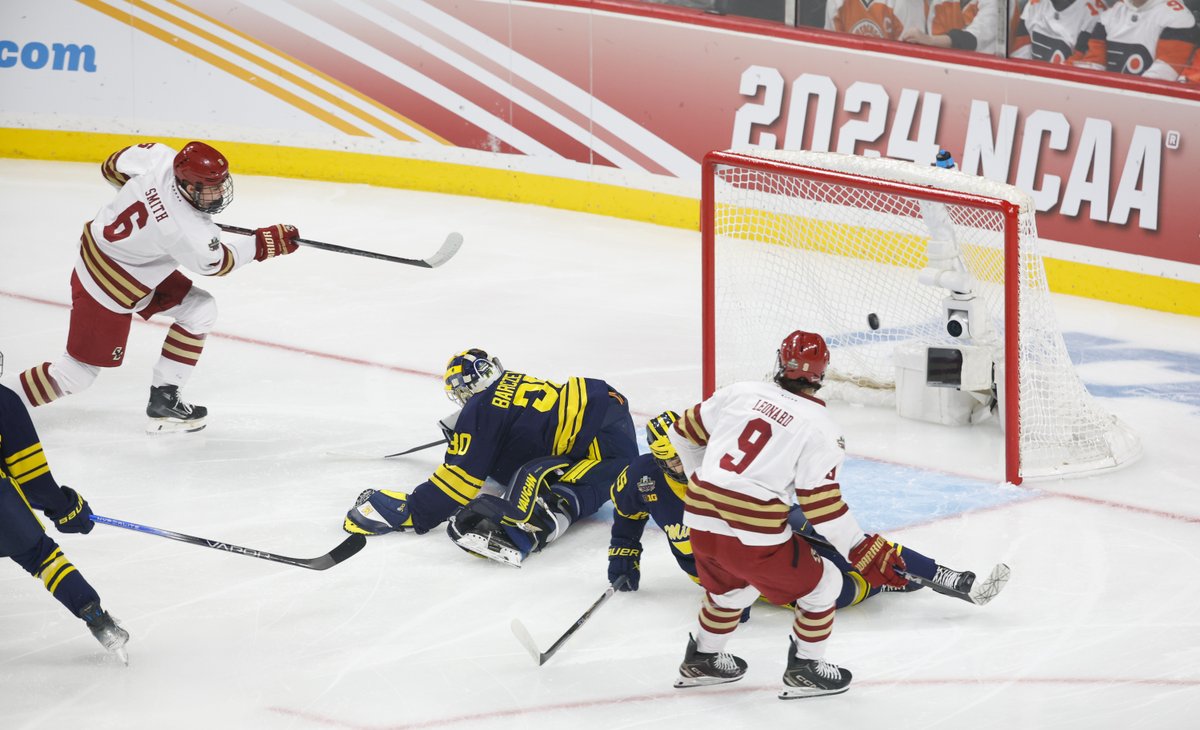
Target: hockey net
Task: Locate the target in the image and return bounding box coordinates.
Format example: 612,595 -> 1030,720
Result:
701,149 -> 1140,483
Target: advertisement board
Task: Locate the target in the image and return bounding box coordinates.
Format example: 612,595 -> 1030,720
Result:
2,0 -> 1196,312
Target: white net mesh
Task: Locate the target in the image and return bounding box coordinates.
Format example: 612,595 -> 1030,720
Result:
706,149 -> 1140,480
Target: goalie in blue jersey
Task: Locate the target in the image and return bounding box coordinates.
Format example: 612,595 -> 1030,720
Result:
344,348 -> 639,566
0,353 -> 130,663
606,411 -> 1009,608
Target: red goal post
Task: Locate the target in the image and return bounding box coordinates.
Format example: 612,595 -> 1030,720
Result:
700,148 -> 1140,484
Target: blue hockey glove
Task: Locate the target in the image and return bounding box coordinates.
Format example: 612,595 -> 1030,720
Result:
44,486 -> 94,534
607,538 -> 642,591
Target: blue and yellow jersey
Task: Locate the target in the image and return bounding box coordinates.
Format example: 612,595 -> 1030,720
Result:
408,372 -> 631,531
610,453 -> 697,579
0,384 -> 66,512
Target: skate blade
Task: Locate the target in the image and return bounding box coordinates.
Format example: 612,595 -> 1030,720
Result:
146,417 -> 207,435
968,563 -> 1011,606
778,685 -> 849,699
674,675 -> 744,689
452,532 -> 523,567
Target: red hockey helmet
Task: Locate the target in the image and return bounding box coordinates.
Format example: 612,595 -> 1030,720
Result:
173,141 -> 234,214
775,330 -> 830,387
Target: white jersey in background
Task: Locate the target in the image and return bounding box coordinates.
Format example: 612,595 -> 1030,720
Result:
1070,0 -> 1196,79
79,143 -> 257,314
673,381 -> 867,556
1012,0 -> 1107,62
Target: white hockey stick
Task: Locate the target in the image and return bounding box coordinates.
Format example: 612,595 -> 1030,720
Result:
510,576 -> 628,666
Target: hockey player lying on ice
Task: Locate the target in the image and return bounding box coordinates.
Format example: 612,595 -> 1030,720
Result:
344,348 -> 639,566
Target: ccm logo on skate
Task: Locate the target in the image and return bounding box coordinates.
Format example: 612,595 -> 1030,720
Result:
0,40 -> 97,72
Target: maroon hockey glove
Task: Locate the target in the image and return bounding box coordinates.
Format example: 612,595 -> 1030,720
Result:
253,224 -> 300,261
849,533 -> 907,589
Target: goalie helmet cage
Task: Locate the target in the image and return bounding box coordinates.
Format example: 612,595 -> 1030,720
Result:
700,149 -> 1140,484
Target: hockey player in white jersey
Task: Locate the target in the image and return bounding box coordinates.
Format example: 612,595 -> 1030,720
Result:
1069,0 -> 1196,79
7,141 -> 300,433
1011,0 -> 1108,62
670,330 -> 906,699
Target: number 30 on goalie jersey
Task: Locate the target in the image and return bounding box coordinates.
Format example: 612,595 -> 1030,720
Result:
411,372 -> 625,527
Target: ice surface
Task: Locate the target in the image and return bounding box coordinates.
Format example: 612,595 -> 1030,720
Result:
2,159 -> 1199,728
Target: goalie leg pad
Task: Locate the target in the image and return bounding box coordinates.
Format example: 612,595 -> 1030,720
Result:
501,457 -> 572,524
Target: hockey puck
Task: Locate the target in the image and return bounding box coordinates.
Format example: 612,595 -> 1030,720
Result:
868,313 -> 880,330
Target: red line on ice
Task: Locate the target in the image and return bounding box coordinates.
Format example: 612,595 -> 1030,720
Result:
269,675 -> 1200,728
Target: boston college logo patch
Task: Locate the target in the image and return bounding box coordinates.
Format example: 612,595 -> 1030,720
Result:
209,238 -> 220,251
111,346 -> 124,362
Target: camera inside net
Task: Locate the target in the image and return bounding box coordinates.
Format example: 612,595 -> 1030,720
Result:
943,295 -> 985,339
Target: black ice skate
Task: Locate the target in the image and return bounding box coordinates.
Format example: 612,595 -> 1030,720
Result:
79,601 -> 130,665
673,633 -> 747,688
146,384 -> 207,434
779,637 -> 851,699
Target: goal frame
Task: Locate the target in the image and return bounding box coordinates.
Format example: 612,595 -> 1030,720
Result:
700,150 -> 1026,484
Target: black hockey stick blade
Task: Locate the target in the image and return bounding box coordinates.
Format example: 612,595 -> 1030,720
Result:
795,529 -> 1008,605
511,575 -> 628,666
217,224 -> 462,268
895,563 -> 1010,605
92,515 -> 367,571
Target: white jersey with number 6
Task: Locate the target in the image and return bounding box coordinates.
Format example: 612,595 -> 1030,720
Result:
76,143 -> 256,314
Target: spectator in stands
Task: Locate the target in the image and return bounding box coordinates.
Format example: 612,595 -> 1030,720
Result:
901,0 -> 1005,55
1069,0 -> 1196,80
825,0 -> 924,41
1010,0 -> 1108,63
1179,41 -> 1200,81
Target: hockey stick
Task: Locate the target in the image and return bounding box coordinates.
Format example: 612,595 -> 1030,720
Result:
796,531 -> 1010,606
217,224 -> 462,269
326,437 -> 447,460
510,574 -> 629,666
91,515 -> 367,571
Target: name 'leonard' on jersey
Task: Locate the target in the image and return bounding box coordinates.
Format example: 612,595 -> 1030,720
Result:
676,381 -> 848,548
